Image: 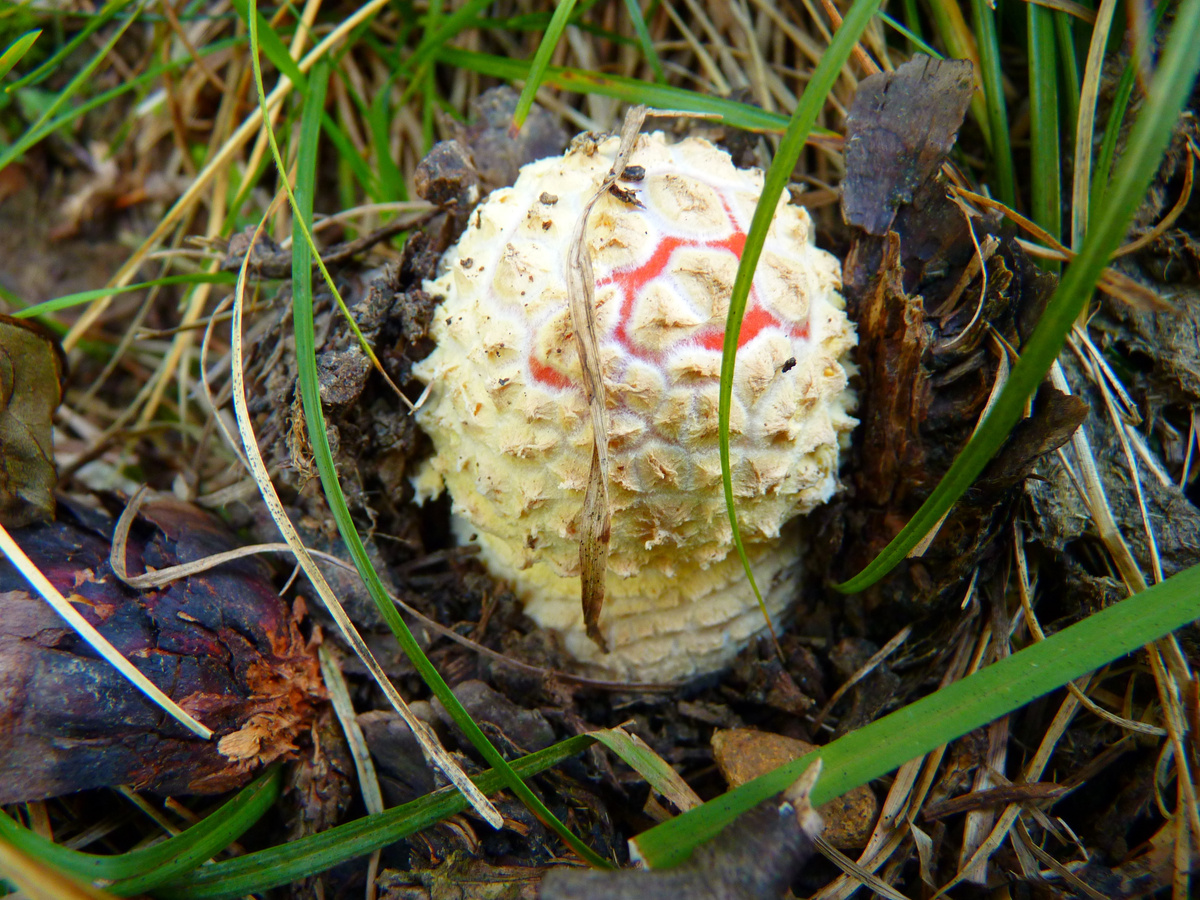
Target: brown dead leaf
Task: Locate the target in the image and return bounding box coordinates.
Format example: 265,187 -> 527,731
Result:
712,727 -> 879,848
842,55 -> 975,235
0,315 -> 64,527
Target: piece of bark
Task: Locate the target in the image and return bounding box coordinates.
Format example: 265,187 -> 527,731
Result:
842,56 -> 975,235
0,495 -> 323,803
821,46 -> 1069,624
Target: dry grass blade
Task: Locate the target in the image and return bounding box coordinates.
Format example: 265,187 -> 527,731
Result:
1013,523 -> 1167,737
952,186 -> 1174,310
225,214 -> 503,829
1027,0 -> 1097,22
814,836 -> 912,900
0,521 -> 212,740
1071,0 -> 1120,251
319,646 -> 384,818
1014,816 -> 1108,900
566,105 -> 647,651
816,628 -> 979,900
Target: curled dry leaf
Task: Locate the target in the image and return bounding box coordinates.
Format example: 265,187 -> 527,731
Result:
0,496 -> 323,803
0,315 -> 64,527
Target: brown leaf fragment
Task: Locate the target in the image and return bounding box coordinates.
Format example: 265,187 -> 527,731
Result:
976,384 -> 1089,492
842,55 -> 976,235
712,728 -> 878,849
0,315 -> 64,527
541,766 -> 823,900
0,496 -> 322,803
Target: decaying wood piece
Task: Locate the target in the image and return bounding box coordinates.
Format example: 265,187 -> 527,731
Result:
819,55 -> 1088,617
0,496 -> 322,803
540,763 -> 824,900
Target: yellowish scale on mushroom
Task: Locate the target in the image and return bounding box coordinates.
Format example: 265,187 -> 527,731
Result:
413,132 -> 857,682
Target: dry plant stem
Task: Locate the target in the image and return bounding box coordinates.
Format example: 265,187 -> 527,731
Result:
567,105 -> 647,650
61,0 -> 391,352
1014,817 -> 1107,900
815,0 -> 880,75
1111,139 -> 1197,258
225,209 -> 503,828
136,144 -> 231,427
0,522 -> 212,739
960,648 -> 1012,883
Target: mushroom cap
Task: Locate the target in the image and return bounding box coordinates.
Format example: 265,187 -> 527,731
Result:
413,131 -> 857,682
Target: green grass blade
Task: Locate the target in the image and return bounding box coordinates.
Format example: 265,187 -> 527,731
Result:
244,10 -> 610,867
622,0 -> 666,83
0,36 -> 237,172
1090,0 -> 1171,219
837,0 -> 1200,593
0,0 -> 146,171
367,86 -> 407,201
0,768 -> 280,887
878,11 -> 941,60
719,0 -> 881,621
1054,11 -> 1081,148
969,0 -> 1015,207
436,46 -> 793,134
901,0 -> 923,48
0,30 -> 40,84
1028,0 -> 1062,273
229,0 -> 306,94
154,736 -> 597,899
321,110 -> 382,201
13,273 -> 238,320
5,0 -> 129,90
634,559 -> 1200,869
512,0 -> 580,132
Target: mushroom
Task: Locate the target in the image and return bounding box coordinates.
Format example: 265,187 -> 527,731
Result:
412,131 -> 857,682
